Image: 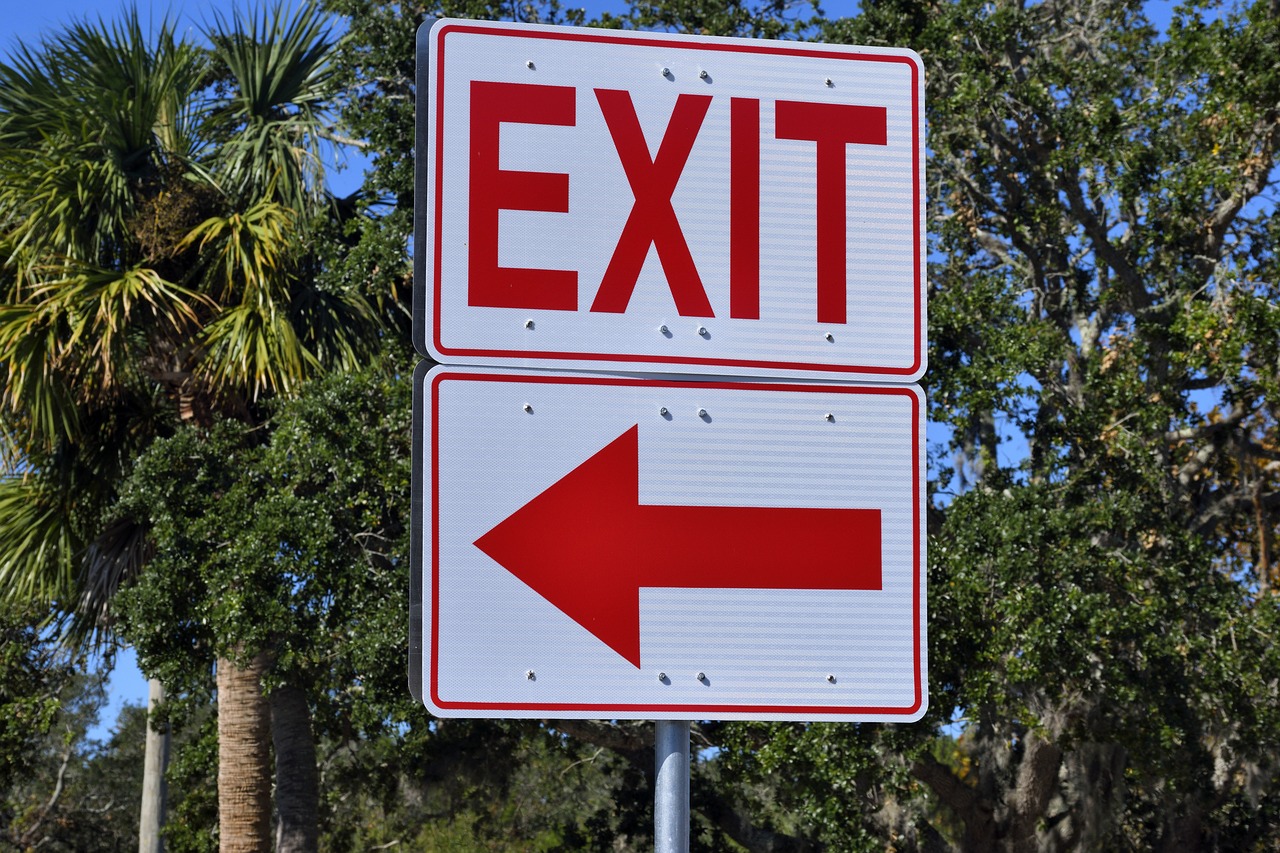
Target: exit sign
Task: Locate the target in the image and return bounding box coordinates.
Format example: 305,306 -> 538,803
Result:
414,19 -> 925,381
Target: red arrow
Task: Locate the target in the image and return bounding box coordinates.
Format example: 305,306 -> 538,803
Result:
473,425 -> 881,668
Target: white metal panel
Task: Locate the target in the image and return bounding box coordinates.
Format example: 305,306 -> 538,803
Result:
417,20 -> 925,381
416,364 -> 927,720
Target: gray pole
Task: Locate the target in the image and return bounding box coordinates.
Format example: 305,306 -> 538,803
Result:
655,720 -> 691,853
138,678 -> 169,853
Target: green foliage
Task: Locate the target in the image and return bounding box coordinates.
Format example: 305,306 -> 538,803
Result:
0,607 -> 74,795
0,2 -> 382,629
0,658 -> 141,853
159,707 -> 219,853
112,361 -> 408,679
0,662 -> 222,853
321,720 -> 651,850
621,0 -> 821,38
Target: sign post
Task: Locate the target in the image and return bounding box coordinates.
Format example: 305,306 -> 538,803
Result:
655,720 -> 691,853
413,17 -> 926,851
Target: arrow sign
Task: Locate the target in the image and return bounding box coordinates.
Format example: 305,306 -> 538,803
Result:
474,425 -> 881,668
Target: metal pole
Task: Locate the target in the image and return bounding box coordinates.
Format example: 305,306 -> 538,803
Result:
138,678 -> 169,853
655,720 -> 691,853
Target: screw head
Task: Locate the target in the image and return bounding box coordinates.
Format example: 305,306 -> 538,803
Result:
526,670 -> 536,681
659,324 -> 670,334
825,77 -> 834,87
697,672 -> 707,682
824,332 -> 835,342
526,60 -> 535,69
826,674 -> 837,684
699,69 -> 709,79
659,406 -> 670,416
662,67 -> 671,77
698,408 -> 708,418
824,413 -> 835,422
658,672 -> 667,682
523,403 -> 533,414
524,318 -> 535,329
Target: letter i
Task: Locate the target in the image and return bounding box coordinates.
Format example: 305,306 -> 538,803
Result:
730,98 -> 760,320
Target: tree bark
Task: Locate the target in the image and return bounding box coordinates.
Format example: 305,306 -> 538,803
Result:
1006,730 -> 1063,852
270,684 -> 319,853
217,651 -> 272,853
138,677 -> 170,853
912,752 -> 997,851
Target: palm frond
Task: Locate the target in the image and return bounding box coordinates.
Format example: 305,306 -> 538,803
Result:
72,515 -> 153,642
0,263 -> 208,450
0,1 -> 388,645
0,475 -> 79,608
203,0 -> 336,209
0,299 -> 82,449
290,281 -> 379,374
181,197 -> 296,302
0,8 -> 207,271
197,300 -> 319,400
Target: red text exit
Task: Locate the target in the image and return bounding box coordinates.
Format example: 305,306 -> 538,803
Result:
468,81 -> 888,325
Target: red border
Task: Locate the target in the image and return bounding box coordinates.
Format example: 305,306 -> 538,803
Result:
430,22 -> 924,379
428,369 -> 923,717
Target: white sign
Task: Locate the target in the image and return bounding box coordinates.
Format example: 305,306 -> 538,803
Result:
415,19 -> 925,381
413,364 -> 927,721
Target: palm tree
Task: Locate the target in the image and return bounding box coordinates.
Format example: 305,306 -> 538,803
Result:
0,5 -> 377,851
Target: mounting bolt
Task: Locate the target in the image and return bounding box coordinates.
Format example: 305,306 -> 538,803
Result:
696,672 -> 707,683
526,670 -> 536,681
526,60 -> 535,69
826,674 -> 837,684
824,332 -> 835,342
524,318 -> 535,329
825,77 -> 834,87
697,326 -> 709,337
662,67 -> 671,77
659,406 -> 670,416
523,403 -> 533,414
699,69 -> 709,79
658,672 -> 668,682
824,413 -> 835,422
698,408 -> 708,418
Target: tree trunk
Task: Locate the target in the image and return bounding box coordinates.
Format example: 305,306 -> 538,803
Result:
138,677 -> 170,853
217,651 -> 272,853
1006,730 -> 1063,852
270,684 -> 319,853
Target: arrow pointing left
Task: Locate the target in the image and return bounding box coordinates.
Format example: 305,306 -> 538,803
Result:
474,425 -> 882,667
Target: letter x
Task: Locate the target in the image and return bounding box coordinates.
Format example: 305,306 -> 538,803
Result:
591,89 -> 714,316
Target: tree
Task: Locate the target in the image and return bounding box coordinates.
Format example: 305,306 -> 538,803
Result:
0,4 -> 378,851
705,1 -> 1280,850
0,606 -> 79,808
0,647 -> 141,853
